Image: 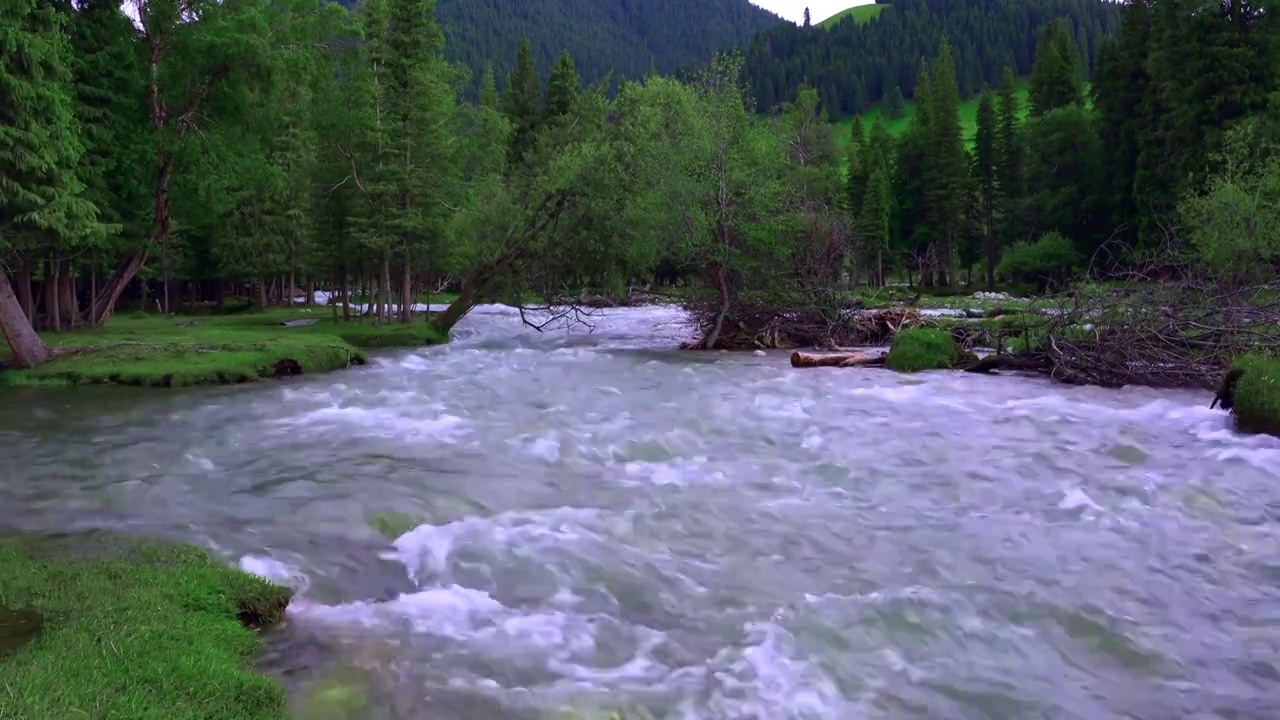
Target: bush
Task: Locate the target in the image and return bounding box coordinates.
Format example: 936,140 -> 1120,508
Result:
997,231 -> 1079,291
885,328 -> 962,372
1227,355 -> 1280,435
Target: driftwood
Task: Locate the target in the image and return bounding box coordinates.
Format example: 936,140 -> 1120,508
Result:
961,354 -> 1053,374
791,351 -> 886,368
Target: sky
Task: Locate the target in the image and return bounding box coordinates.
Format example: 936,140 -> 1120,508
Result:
749,0 -> 872,25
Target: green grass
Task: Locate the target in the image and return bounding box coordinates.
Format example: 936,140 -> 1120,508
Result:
0,308 -> 446,388
885,327 -> 964,372
0,538 -> 291,719
817,2 -> 885,28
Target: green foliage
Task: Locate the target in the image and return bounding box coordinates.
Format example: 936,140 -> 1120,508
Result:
817,3 -> 886,29
885,328 -> 962,372
0,539 -> 290,719
997,231 -> 1079,289
1229,355 -> 1280,435
1179,116 -> 1280,280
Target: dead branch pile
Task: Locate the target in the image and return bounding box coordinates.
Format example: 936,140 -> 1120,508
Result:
1009,281 -> 1280,389
682,296 -> 924,350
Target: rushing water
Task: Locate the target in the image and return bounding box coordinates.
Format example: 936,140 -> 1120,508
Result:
3,304 -> 1280,719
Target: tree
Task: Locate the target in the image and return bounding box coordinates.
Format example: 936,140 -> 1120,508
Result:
925,38 -> 967,287
860,123 -> 893,287
994,66 -> 1025,246
478,63 -> 499,109
885,85 -> 906,119
544,50 -> 581,121
973,85 -> 998,288
1029,19 -> 1083,118
803,7 -> 811,29
0,0 -> 98,364
503,38 -> 543,164
846,115 -> 868,216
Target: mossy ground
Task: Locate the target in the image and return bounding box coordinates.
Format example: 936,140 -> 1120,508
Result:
0,308 -> 447,388
0,539 -> 291,719
1228,354 -> 1280,435
885,328 -> 964,372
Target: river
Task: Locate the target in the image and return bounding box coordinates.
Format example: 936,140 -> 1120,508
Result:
2,304 -> 1279,719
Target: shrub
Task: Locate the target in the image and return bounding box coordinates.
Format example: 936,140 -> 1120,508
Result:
997,231 -> 1079,291
1226,355 -> 1280,436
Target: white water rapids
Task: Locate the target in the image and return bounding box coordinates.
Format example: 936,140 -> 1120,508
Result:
2,303 -> 1279,719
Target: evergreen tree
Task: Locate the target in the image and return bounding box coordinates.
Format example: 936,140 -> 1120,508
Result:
995,66 -> 1025,246
0,0 -> 97,362
544,50 -> 581,121
1029,19 -> 1083,118
973,85 -> 998,288
804,7 -> 811,29
504,38 -> 543,164
885,85 -> 906,119
860,121 -> 893,287
479,62 -> 499,109
925,38 -> 966,287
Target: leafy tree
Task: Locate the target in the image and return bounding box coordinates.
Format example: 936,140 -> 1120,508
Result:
997,230 -> 1078,290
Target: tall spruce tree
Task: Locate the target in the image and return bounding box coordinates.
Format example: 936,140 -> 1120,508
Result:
926,38 -> 967,287
1029,19 -> 1084,118
479,63 -> 499,109
544,50 -> 581,121
973,85 -> 998,288
995,66 -> 1025,247
504,38 -> 543,164
846,115 -> 868,216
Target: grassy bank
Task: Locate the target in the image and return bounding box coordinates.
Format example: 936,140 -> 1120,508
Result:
0,308 -> 446,388
1227,355 -> 1280,435
0,539 -> 291,719
818,3 -> 885,28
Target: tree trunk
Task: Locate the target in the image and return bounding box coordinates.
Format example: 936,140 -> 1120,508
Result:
0,270 -> 51,367
257,275 -> 267,309
89,269 -> 98,327
305,278 -> 314,307
400,255 -> 412,323
701,264 -> 731,350
381,255 -> 392,324
93,251 -> 147,323
341,264 -> 351,321
49,260 -> 62,333
16,265 -> 33,324
289,252 -> 296,307
60,261 -> 77,328
791,351 -> 886,368
429,280 -> 481,335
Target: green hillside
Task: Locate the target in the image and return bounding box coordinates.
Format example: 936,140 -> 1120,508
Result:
817,3 -> 885,29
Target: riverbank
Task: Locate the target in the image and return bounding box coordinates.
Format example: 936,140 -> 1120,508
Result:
0,309 -> 446,388
0,538 -> 291,719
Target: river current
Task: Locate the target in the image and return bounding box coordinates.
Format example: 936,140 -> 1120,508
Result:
2,304 -> 1279,719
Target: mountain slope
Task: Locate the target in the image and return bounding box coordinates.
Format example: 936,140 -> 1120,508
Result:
817,3 -> 885,29
744,0 -> 1122,116
335,0 -> 783,88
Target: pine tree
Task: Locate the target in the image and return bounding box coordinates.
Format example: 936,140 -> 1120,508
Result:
804,7 -> 811,29
973,85 -> 998,288
926,38 -> 966,287
860,124 -> 892,287
995,66 -> 1024,246
885,85 -> 906,119
0,0 -> 97,362
1029,19 -> 1083,118
479,63 -> 499,109
504,38 -> 543,164
544,50 -> 581,121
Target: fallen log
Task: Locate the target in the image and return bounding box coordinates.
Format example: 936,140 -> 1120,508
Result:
791,351 -> 886,368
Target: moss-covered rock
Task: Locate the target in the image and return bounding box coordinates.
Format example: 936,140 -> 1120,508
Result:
1224,355 -> 1280,435
0,538 -> 292,719
885,328 -> 963,372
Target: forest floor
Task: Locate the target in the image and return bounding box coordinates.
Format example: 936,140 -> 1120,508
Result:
0,538 -> 291,719
0,308 -> 446,388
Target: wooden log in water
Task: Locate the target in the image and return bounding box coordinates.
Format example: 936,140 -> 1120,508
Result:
790,351 -> 886,368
